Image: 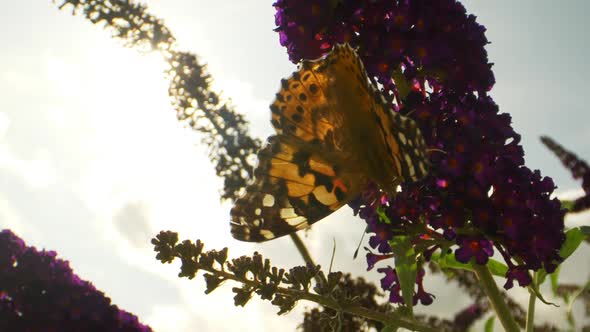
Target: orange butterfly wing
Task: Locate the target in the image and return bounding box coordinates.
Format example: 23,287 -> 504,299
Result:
230,44 -> 428,242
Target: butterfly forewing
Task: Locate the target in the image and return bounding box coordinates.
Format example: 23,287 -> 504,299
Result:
230,135 -> 363,241
230,43 -> 429,242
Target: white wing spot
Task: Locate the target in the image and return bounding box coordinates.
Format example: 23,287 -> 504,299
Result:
419,161 -> 427,175
286,216 -> 307,226
260,229 -> 275,240
280,208 -> 297,218
398,132 -> 407,145
255,208 -> 262,216
263,194 -> 275,207
404,154 -> 416,177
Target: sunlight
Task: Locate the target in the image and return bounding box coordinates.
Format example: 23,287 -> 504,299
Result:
41,38 -> 267,331
0,112 -> 10,139
2,1 -> 589,331
59,42 -> 236,245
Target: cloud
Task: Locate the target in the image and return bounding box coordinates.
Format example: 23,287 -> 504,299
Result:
145,304 -> 201,332
0,112 -> 9,140
113,201 -> 154,249
555,188 -> 585,201
0,194 -> 36,239
0,145 -> 57,189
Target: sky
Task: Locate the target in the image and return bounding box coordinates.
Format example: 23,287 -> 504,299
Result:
0,1 -> 589,331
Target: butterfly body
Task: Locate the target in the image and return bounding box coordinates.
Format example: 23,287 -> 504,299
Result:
230,44 -> 428,242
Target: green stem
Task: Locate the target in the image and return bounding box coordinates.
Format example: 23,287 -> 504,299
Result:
289,233 -> 317,266
289,233 -> 327,285
525,289 -> 536,332
473,264 -> 520,332
198,259 -> 439,332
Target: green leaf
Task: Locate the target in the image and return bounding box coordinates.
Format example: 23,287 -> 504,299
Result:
536,268 -> 548,288
380,325 -> 399,332
550,266 -> 561,296
561,199 -> 575,212
389,236 -> 417,314
565,279 -> 590,328
484,316 -> 495,332
430,253 -> 508,277
528,277 -> 558,307
535,227 -> 587,288
486,259 -> 509,277
376,205 -> 390,224
559,227 -> 588,260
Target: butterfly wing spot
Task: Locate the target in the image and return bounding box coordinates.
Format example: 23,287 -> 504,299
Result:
260,230 -> 275,240
309,84 -> 319,94
404,154 -> 416,178
263,194 -> 275,207
285,216 -> 308,227
312,185 -> 339,206
231,134 -> 360,242
398,132 -> 408,145
418,161 -> 427,175
280,208 -> 297,218
291,113 -> 303,123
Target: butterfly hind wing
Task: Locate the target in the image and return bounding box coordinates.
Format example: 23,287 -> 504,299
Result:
325,44 -> 430,184
269,51 -> 352,153
387,110 -> 429,181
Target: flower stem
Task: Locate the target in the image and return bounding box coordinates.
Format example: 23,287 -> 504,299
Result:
525,289 -> 536,332
473,264 -> 520,332
289,233 -> 317,266
198,260 -> 438,332
288,233 -> 440,330
289,233 -> 327,284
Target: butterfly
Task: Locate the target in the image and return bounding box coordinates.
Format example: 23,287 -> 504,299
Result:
230,43 -> 429,242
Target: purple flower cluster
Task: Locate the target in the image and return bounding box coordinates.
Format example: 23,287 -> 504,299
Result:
541,136 -> 590,212
377,267 -> 434,305
0,229 -> 152,332
274,0 -> 565,298
274,0 -> 494,94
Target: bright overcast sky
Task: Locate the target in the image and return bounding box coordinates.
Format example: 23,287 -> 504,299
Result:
1,1 -> 589,331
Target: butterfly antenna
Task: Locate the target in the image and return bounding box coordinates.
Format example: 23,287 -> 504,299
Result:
329,238 -> 336,274
353,226 -> 369,259
404,109 -> 416,117
426,148 -> 447,155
